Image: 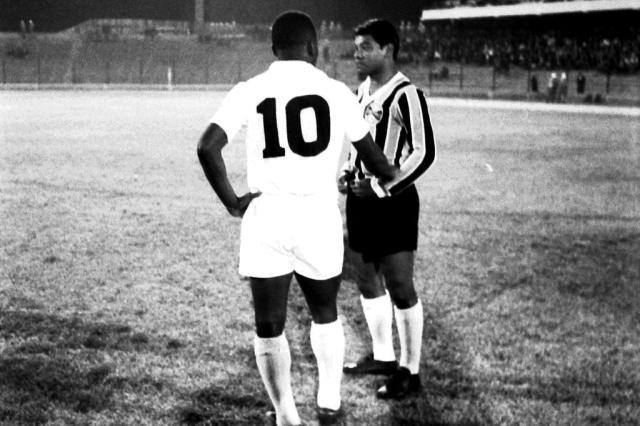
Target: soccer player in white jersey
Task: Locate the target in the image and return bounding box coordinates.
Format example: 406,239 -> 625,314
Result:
197,11 -> 396,426
339,19 -> 436,400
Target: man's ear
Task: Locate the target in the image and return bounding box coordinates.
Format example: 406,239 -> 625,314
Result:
307,40 -> 318,62
382,43 -> 394,59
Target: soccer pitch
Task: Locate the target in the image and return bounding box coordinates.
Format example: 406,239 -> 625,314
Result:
1,90 -> 639,424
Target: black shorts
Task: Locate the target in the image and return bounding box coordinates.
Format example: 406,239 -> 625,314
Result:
346,184 -> 419,262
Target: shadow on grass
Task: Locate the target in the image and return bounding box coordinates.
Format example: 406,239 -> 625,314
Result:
386,308 -> 493,426
343,242 -> 493,424
479,230 -> 640,318
0,309 -> 180,424
0,355 -> 113,423
460,227 -> 639,422
177,384 -> 269,425
1,310 -> 148,351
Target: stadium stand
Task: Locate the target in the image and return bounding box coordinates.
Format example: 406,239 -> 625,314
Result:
408,0 -> 639,73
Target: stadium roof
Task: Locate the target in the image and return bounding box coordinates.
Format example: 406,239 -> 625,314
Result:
420,0 -> 640,21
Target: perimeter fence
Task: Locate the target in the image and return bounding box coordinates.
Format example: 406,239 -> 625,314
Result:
2,32 -> 638,106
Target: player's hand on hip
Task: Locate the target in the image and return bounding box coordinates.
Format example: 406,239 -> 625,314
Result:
350,178 -> 376,198
227,192 -> 261,217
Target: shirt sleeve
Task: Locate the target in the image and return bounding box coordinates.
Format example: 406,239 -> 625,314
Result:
383,86 -> 436,196
210,82 -> 250,141
341,85 -> 370,143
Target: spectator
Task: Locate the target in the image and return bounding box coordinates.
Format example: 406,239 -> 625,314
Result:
402,22 -> 639,73
530,74 -> 538,93
547,72 -> 558,102
558,72 -> 568,102
321,38 -> 331,63
576,72 -> 586,94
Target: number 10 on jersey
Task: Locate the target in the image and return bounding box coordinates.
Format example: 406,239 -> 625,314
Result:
256,95 -> 331,158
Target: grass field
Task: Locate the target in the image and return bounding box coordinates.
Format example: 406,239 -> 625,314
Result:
1,90 -> 639,425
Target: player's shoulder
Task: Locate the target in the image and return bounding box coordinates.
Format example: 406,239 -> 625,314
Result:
225,71 -> 273,104
320,75 -> 358,100
393,79 -> 427,103
240,70 -> 269,90
225,79 -> 251,97
395,76 -> 418,94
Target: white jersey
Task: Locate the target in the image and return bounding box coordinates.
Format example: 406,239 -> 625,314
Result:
211,60 -> 370,199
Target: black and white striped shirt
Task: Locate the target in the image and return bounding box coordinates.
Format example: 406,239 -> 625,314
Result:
344,72 -> 436,196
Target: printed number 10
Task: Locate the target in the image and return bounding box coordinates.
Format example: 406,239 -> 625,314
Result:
256,95 -> 331,158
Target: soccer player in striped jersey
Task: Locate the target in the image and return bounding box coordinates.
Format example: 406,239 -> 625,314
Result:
340,18 -> 436,400
197,11 -> 396,425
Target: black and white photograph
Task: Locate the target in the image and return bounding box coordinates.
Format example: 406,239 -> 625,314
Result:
1,0 -> 638,424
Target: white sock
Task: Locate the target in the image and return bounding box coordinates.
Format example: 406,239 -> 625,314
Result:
310,319 -> 344,410
361,292 -> 396,362
254,334 -> 301,426
394,299 -> 424,375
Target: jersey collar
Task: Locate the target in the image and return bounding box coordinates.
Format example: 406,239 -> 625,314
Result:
269,60 -> 321,74
361,72 -> 409,104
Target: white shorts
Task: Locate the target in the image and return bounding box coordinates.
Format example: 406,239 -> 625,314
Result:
239,194 -> 343,280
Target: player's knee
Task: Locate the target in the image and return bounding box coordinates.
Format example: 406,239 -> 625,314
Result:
386,279 -> 418,310
306,296 -> 338,324
310,304 -> 338,324
255,316 -> 286,338
357,279 -> 386,299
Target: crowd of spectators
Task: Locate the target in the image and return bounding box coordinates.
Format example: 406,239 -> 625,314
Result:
398,21 -> 640,73
13,13 -> 637,75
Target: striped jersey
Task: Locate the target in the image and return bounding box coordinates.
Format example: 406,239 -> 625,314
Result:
344,72 -> 436,196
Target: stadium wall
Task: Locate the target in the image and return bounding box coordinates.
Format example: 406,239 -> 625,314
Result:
1,0 -> 431,32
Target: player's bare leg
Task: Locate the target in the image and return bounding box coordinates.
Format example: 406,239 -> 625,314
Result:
250,274 -> 301,426
377,251 -> 423,399
344,258 -> 397,375
355,258 -> 386,299
296,273 -> 344,423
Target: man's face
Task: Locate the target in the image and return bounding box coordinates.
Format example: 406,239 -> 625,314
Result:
354,34 -> 387,79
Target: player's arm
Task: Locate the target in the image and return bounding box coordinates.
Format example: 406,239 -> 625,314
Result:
197,123 -> 259,217
382,88 -> 436,196
350,133 -> 397,182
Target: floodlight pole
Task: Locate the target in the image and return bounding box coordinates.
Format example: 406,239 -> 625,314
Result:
194,0 -> 205,39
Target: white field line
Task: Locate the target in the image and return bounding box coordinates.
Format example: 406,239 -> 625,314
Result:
428,97 -> 640,117
1,83 -> 638,117
0,83 -> 235,91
